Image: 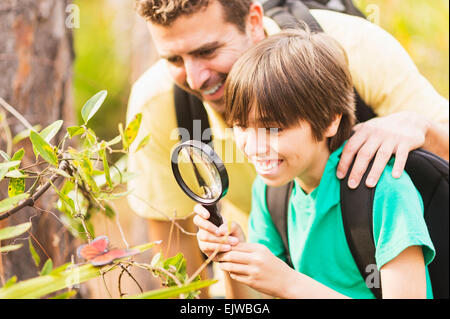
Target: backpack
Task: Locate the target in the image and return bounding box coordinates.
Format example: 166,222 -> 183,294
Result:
173,0 -> 449,299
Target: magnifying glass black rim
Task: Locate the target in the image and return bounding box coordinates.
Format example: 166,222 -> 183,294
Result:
171,140 -> 229,205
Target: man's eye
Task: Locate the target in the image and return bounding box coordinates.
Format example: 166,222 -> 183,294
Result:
167,56 -> 183,65
198,48 -> 215,57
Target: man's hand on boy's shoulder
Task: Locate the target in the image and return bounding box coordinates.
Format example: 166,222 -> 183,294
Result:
336,111 -> 432,189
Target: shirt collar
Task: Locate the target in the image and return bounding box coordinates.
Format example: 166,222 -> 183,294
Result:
292,142 -> 346,215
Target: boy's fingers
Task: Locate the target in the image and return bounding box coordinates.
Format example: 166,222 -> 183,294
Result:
197,229 -> 239,245
198,241 -> 231,255
193,203 -> 210,219
217,250 -> 252,264
193,214 -> 220,235
219,262 -> 250,275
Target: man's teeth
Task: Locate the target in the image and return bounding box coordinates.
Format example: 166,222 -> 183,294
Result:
203,82 -> 223,95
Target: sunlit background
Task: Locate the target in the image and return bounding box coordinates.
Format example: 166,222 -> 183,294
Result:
72,0 -> 449,141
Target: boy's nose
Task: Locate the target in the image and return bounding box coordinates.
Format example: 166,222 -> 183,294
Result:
244,128 -> 270,158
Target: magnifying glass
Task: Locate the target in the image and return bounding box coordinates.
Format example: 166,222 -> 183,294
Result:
171,140 -> 229,226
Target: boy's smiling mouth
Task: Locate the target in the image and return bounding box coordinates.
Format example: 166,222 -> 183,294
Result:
252,158 -> 284,175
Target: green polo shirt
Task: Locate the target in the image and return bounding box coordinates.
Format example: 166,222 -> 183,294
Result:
248,143 -> 435,299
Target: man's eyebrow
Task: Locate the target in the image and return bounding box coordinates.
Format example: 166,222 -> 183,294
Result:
161,41 -> 223,60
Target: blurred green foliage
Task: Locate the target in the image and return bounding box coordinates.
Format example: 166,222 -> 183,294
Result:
72,0 -> 449,141
355,0 -> 449,98
73,0 -> 131,142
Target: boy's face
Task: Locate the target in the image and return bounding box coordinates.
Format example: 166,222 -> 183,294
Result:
233,108 -> 332,188
147,1 -> 265,114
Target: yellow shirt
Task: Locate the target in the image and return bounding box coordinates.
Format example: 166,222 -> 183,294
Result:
126,10 -> 449,225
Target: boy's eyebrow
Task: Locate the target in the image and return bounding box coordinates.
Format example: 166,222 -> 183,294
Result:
161,41 -> 224,60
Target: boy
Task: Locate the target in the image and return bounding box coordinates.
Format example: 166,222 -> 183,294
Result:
193,29 -> 435,298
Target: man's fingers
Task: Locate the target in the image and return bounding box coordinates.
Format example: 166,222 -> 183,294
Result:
347,137 -> 382,189
365,142 -> 396,188
392,144 -> 410,179
337,129 -> 368,179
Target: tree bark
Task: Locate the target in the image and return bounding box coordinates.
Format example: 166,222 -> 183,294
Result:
0,0 -> 77,287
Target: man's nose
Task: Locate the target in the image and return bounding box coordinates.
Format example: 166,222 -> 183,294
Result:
184,59 -> 210,91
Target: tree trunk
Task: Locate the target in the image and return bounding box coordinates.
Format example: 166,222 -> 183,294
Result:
0,0 -> 77,289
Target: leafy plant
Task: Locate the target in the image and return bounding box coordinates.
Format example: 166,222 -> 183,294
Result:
0,91 -> 214,299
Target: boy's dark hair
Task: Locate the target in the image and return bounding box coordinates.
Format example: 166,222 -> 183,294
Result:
225,28 -> 356,152
135,0 -> 253,32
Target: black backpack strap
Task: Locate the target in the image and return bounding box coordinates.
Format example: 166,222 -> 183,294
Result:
340,158 -> 382,299
173,84 -> 212,144
403,149 -> 449,299
266,181 -> 295,268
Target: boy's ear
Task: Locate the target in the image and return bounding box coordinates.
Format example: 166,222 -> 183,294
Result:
324,114 -> 342,138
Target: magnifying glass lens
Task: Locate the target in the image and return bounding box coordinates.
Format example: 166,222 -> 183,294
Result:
178,147 -> 222,201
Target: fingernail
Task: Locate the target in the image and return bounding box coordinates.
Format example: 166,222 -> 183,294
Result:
337,171 -> 345,179
222,245 -> 231,251
349,179 -> 358,189
229,237 -> 238,245
366,177 -> 376,187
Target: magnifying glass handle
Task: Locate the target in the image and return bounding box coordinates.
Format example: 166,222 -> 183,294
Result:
203,204 -> 223,227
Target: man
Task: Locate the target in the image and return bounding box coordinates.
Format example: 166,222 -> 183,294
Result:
127,0 -> 449,297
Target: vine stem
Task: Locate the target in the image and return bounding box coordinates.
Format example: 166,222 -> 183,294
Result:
0,97 -> 35,132
0,160 -> 69,221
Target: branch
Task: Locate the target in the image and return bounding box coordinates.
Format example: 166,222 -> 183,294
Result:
0,97 -> 35,131
0,160 -> 69,221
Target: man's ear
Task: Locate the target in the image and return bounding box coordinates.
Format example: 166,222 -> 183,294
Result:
324,114 -> 343,138
247,2 -> 265,42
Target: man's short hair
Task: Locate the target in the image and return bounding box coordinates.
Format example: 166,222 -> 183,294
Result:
135,0 -> 253,32
225,28 -> 356,152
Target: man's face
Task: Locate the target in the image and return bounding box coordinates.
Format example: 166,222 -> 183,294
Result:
147,1 -> 264,114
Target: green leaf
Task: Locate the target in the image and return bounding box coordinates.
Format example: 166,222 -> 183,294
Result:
106,135 -> 121,147
29,131 -> 58,167
81,90 -> 107,124
50,290 -> 77,299
3,276 -> 18,289
12,125 -> 41,145
118,123 -> 127,150
8,177 -> 25,197
29,238 -> 41,268
40,120 -> 63,143
0,194 -> 30,215
11,148 -> 25,162
0,167 -> 8,182
136,134 -> 150,152
124,279 -> 217,299
40,259 -> 53,276
124,113 -> 142,149
0,222 -> 31,240
0,160 -> 21,170
102,204 -> 116,219
100,148 -> 112,188
0,244 -> 23,253
67,126 -> 85,138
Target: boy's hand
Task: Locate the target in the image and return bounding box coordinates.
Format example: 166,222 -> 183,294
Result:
193,204 -> 244,259
217,243 -> 294,298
